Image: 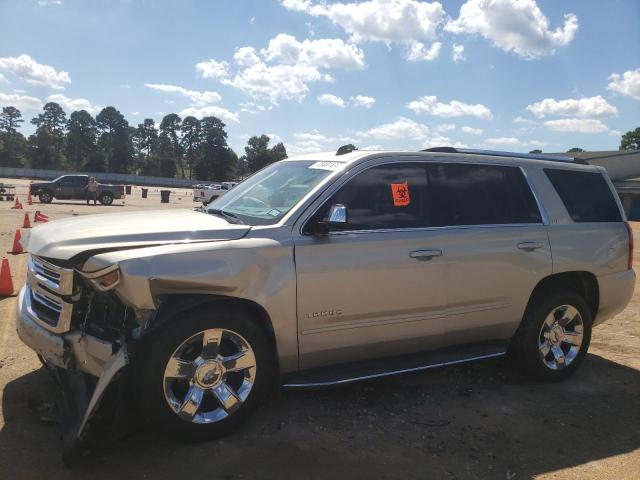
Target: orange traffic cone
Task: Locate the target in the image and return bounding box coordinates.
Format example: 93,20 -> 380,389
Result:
10,229 -> 23,254
11,197 -> 23,209
27,192 -> 33,205
0,257 -> 14,297
35,212 -> 49,223
22,213 -> 31,228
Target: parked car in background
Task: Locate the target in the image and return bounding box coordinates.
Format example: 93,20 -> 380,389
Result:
193,181 -> 238,205
29,175 -> 125,205
16,148 -> 635,460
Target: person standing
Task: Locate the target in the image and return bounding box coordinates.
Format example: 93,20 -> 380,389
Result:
86,177 -> 98,205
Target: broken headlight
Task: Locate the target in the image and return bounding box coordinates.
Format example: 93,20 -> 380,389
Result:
79,264 -> 120,292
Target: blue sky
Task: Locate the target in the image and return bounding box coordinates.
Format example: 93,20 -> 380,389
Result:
0,0 -> 638,156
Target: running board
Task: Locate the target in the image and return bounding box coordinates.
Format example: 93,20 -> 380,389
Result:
282,342 -> 508,389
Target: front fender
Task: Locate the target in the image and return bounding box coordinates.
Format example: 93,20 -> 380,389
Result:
83,236 -> 299,372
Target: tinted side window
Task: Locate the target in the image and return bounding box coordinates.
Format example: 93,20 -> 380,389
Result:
427,164 -> 542,226
321,163 -> 429,230
544,169 -> 622,222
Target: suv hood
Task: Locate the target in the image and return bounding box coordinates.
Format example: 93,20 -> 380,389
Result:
27,209 -> 251,261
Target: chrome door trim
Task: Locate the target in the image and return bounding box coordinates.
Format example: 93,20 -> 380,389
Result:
324,222 -> 546,237
282,351 -> 506,388
296,159 -> 550,237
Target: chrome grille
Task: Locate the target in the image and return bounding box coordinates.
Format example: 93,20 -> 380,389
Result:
28,255 -> 74,295
26,255 -> 74,333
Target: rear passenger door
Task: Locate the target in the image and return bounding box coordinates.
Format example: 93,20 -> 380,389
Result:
426,163 -> 553,345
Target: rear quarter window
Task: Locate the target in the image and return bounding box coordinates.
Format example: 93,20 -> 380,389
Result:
544,169 -> 622,222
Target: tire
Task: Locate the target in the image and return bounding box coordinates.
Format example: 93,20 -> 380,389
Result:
132,304 -> 276,441
39,191 -> 53,204
99,192 -> 113,205
511,291 -> 592,382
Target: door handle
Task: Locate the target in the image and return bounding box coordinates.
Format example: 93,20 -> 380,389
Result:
517,241 -> 543,252
409,249 -> 442,260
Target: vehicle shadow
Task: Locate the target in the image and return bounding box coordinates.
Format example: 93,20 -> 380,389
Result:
1,353 -> 638,480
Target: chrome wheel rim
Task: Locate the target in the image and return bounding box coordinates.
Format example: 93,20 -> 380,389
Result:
538,305 -> 584,370
163,328 -> 257,424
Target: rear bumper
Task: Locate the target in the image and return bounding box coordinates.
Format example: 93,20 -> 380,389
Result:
595,269 -> 636,326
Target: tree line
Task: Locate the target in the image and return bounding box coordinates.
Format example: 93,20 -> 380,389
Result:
0,103 -> 288,181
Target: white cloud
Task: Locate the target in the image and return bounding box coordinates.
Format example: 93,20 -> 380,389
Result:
445,0 -> 578,59
544,118 -> 608,134
407,95 -> 493,119
407,42 -> 442,62
609,130 -> 622,138
0,73 -> 6,83
513,116 -> 537,125
526,96 -> 617,119
317,93 -> 346,108
360,116 -> 430,140
46,93 -> 100,114
38,0 -> 62,6
119,84 -> 131,89
0,92 -> 43,111
607,68 -> 640,100
350,95 -> 375,108
222,62 -> 332,104
202,34 -> 365,105
484,137 -> 523,146
293,131 -> 328,142
281,0 -> 445,46
178,105 -> 239,124
266,132 -> 284,144
262,33 -> 365,70
144,83 -> 222,106
196,59 -> 230,80
234,47 -> 261,67
360,144 -> 384,150
435,123 -> 455,132
422,134 -> 456,149
0,54 -> 71,89
462,126 -> 483,135
452,43 -> 465,63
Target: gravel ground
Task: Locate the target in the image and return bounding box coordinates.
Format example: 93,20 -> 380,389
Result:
0,177 -> 638,479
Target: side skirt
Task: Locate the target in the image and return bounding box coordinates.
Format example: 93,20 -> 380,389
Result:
282,341 -> 508,389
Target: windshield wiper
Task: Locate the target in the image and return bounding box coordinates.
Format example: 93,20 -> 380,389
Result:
207,208 -> 245,225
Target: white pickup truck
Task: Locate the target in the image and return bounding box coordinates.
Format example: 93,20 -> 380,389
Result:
193,182 -> 238,205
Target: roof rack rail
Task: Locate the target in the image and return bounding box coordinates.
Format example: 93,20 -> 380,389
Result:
421,147 -> 587,165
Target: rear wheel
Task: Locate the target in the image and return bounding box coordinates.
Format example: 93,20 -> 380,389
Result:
133,305 -> 276,441
39,191 -> 52,203
99,192 -> 113,205
511,291 -> 592,382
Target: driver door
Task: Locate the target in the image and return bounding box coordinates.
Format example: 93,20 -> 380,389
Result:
293,161 -> 447,370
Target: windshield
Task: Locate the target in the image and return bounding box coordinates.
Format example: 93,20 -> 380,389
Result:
207,160 -> 342,225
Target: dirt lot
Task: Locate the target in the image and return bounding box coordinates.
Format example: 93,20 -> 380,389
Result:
0,177 -> 638,479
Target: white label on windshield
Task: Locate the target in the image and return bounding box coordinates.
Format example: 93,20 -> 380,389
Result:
267,208 -> 281,217
309,161 -> 343,171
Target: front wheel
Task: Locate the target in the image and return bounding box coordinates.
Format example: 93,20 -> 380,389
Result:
39,191 -> 53,203
99,192 -> 113,205
132,305 -> 276,441
511,291 -> 592,382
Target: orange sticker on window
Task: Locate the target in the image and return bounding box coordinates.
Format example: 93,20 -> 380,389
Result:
391,181 -> 410,206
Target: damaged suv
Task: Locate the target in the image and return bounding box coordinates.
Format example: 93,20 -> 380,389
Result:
17,148 -> 635,458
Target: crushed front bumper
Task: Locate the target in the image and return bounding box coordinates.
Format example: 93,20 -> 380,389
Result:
16,285 -> 130,465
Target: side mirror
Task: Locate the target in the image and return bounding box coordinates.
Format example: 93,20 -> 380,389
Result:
308,204 -> 348,235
